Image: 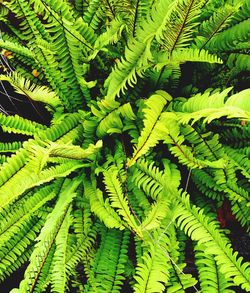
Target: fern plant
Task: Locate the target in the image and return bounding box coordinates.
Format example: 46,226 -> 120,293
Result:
0,0 -> 249,292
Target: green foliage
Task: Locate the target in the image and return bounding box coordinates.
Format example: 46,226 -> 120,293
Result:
0,0 -> 249,292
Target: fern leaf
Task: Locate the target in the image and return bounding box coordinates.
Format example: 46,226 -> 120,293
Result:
208,17 -> 250,51
140,194 -> 170,231
103,166 -> 142,236
151,216 -> 198,292
132,160 -> 164,200
174,191 -> 250,291
227,53 -> 250,74
0,184 -> 55,237
0,39 -> 34,59
48,140 -> 102,160
0,141 -> 22,153
196,3 -> 240,50
94,17 -> 125,51
133,240 -> 170,293
195,244 -> 235,292
0,158 -> 84,209
154,48 -> 222,71
130,0 -> 151,37
175,88 -> 250,125
96,103 -> 135,137
170,144 -> 226,169
37,112 -> 83,141
73,195 -> 93,240
0,148 -> 28,188
0,73 -> 62,110
127,91 -> 172,167
17,179 -> 79,292
0,216 -> 44,282
104,0 -> 178,101
84,229 -> 129,293
85,181 -> 124,230
104,38 -> 152,101
66,229 -> 97,279
51,208 -> 72,293
83,0 -> 104,30
162,0 -> 206,53
0,112 -> 46,136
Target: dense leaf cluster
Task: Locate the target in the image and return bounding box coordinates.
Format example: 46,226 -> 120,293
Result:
0,0 -> 249,292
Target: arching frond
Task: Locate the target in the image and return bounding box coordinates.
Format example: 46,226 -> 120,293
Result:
162,0 -> 207,53
195,244 -> 235,292
84,228 -> 130,293
133,233 -> 171,293
16,179 -> 80,292
174,88 -> 250,125
0,72 -> 62,110
127,91 -> 172,167
103,166 -> 142,236
0,112 -> 46,135
174,191 -> 250,291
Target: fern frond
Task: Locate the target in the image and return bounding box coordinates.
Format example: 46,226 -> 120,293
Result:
0,141 -> 22,153
196,3 -> 241,50
192,169 -> 225,200
33,243 -> 56,292
37,112 -> 83,141
47,140 -> 102,160
83,0 -> 105,30
162,0 -> 206,53
104,38 -> 152,101
66,229 -> 97,278
17,179 -> 80,292
51,208 -> 72,293
170,143 -> 226,169
0,72 -> 62,110
227,53 -> 250,74
132,158 -> 181,200
132,160 -> 164,200
0,184 -> 56,237
0,39 -> 34,59
104,0 -> 178,101
0,216 -> 44,282
130,0 -> 151,37
85,180 -> 124,230
174,191 -> 250,291
232,0 -> 250,23
155,216 -> 198,292
0,157 -> 84,209
84,228 -> 129,293
140,193 -> 170,231
208,17 -> 250,51
133,236 -> 170,293
94,17 -> 125,51
3,0 -> 50,43
175,88 -> 250,125
195,244 -> 235,292
224,146 -> 250,179
0,147 -> 28,188
73,195 -> 93,240
0,112 -> 46,135
230,200 -> 250,232
127,91 -> 172,167
103,166 -> 142,236
154,48 -> 222,71
95,102 -> 135,137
